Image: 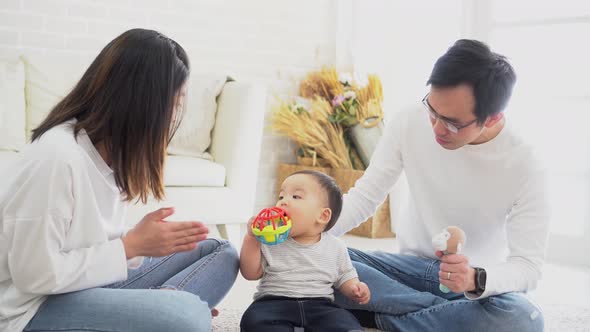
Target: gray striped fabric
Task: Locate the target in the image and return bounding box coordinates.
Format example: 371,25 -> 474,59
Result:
254,232 -> 358,301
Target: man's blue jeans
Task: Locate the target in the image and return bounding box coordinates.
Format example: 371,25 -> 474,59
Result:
334,248 -> 544,332
23,238 -> 239,332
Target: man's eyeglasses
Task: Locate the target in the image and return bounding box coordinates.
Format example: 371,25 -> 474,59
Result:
421,94 -> 478,134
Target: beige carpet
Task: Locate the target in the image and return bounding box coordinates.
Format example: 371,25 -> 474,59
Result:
212,304 -> 590,332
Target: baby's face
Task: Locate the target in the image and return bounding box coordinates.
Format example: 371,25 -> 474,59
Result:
276,174 -> 329,237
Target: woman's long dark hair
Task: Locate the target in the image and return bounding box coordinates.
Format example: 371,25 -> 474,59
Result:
31,28 -> 190,203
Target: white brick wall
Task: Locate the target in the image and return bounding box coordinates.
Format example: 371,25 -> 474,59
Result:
0,0 -> 338,213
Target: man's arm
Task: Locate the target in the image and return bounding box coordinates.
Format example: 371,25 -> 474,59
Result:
466,167 -> 549,299
330,114 -> 406,236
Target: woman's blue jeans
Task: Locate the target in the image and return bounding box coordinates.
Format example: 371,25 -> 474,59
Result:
334,248 -> 544,332
23,238 -> 239,332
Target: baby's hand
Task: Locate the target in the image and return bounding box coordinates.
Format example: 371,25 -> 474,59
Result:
353,281 -> 370,304
246,216 -> 256,238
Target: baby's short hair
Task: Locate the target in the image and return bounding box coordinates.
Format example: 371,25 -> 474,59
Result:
289,170 -> 343,231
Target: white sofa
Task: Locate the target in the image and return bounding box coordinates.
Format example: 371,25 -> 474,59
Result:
0,55 -> 266,244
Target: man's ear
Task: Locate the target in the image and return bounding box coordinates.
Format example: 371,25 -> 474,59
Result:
484,112 -> 504,128
317,208 -> 332,226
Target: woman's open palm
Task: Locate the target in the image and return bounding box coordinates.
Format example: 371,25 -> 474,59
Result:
123,207 -> 209,258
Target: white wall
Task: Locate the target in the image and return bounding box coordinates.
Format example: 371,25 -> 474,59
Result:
344,0 -> 465,118
0,0 -> 338,212
481,0 -> 590,266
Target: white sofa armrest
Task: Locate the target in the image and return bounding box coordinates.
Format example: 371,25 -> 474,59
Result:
209,81 -> 266,219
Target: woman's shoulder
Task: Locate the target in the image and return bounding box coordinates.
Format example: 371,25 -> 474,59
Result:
22,122 -> 86,167
33,121 -> 77,146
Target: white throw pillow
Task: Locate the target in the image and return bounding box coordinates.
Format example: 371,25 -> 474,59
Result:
21,54 -> 92,139
167,75 -> 228,159
22,54 -> 226,158
0,58 -> 26,151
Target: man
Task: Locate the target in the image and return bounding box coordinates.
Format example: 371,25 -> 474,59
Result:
330,39 -> 547,331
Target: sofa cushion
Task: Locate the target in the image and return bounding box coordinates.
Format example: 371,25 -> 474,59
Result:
21,54 -> 226,160
167,74 -> 228,160
21,54 -> 92,140
164,155 -> 225,187
0,152 -> 225,188
0,58 -> 26,151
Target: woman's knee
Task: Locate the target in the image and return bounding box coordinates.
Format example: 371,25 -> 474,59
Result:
160,291 -> 212,332
203,238 -> 238,260
192,238 -> 239,273
218,239 -> 239,260
216,239 -> 240,272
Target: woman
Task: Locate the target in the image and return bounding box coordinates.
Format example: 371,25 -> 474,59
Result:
0,29 -> 238,332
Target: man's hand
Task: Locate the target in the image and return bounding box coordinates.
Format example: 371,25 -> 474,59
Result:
436,251 -> 476,293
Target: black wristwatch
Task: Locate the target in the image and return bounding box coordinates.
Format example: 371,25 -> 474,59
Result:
474,267 -> 487,293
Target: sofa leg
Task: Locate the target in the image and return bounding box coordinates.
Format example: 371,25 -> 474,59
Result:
217,224 -> 243,247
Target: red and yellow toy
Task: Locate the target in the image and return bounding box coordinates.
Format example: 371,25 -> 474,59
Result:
251,207 -> 292,245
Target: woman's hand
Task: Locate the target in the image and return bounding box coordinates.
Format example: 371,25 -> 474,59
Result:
122,207 -> 209,259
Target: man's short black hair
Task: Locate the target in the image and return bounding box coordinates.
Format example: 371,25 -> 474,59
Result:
289,170 -> 342,231
427,39 -> 516,125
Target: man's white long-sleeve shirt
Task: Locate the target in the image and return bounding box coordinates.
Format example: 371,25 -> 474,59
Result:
330,106 -> 549,299
0,121 -> 132,332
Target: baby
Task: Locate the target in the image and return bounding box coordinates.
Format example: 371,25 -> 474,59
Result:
240,170 -> 370,332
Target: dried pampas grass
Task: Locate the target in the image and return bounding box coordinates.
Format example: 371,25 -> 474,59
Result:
356,74 -> 384,127
273,67 -> 384,169
299,67 -> 344,103
270,98 -> 352,169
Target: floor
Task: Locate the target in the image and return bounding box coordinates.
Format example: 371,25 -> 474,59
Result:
212,233 -> 590,331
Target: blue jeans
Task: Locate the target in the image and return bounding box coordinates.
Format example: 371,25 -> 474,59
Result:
334,248 -> 544,332
240,296 -> 363,332
23,238 -> 239,332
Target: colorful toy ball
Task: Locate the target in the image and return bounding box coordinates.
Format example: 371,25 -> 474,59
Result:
251,207 -> 292,245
